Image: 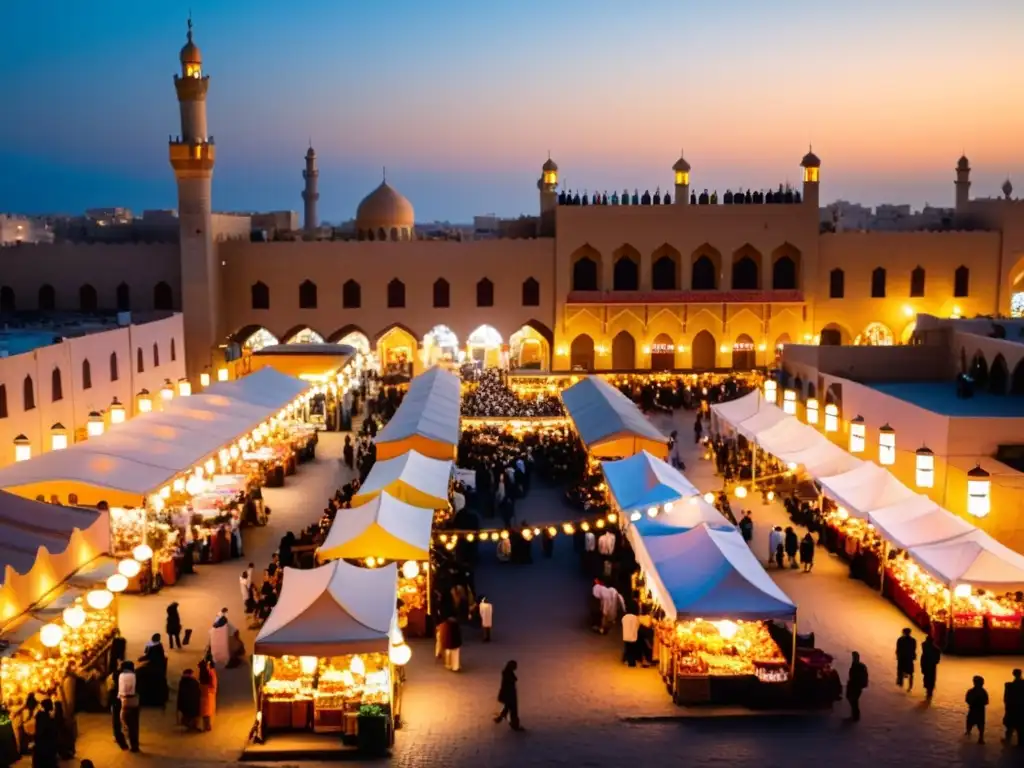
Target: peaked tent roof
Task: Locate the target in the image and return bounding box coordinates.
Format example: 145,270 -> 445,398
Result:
319,491 -> 433,562
254,560 -> 396,656
375,366 -> 461,461
710,390 -> 763,428
818,462 -> 916,517
736,406 -> 789,440
352,450 -> 452,509
910,529 -> 1024,590
635,524 -> 796,620
868,497 -> 975,551
561,377 -> 668,459
601,450 -> 699,513
202,366 -> 311,409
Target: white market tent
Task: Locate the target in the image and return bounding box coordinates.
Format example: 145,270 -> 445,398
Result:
201,366 -> 311,409
254,560 -> 397,657
909,530 -> 1024,590
561,377 -> 668,459
352,450 -> 453,510
868,498 -> 975,551
736,407 -> 789,441
755,418 -> 823,457
601,451 -> 699,513
787,441 -> 862,478
710,390 -> 763,430
375,366 -> 461,461
634,524 -> 796,620
319,491 -> 433,562
817,462 -> 917,516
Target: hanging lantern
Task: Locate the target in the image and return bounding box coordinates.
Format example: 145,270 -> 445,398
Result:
160,379 -> 174,402
86,589 -> 114,610
878,423 -> 896,466
200,371 -> 211,388
401,561 -> 420,579
805,398 -> 819,425
646,506 -> 658,518
133,544 -> 154,562
915,446 -> 934,488
50,423 -> 68,451
108,397 -> 126,424
86,411 -> 104,437
299,656 -> 318,675
824,403 -> 839,433
107,573 -> 129,593
782,389 -> 797,415
967,464 -> 991,518
763,379 -> 777,405
12,434 -> 30,463
39,623 -> 64,648
185,475 -> 203,496
217,367 -> 229,382
389,643 -> 412,666
178,378 -> 192,397
118,559 -> 141,578
62,605 -> 86,629
849,415 -> 865,453
703,492 -> 715,504
137,389 -> 152,413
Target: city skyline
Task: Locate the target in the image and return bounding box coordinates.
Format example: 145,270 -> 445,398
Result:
3,0 -> 1024,221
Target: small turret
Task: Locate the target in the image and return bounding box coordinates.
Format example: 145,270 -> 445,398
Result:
955,154 -> 971,211
1002,178 -> 1013,200
672,151 -> 691,205
800,146 -> 821,207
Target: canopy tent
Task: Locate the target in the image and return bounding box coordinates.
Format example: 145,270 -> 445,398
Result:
0,492 -> 110,627
634,524 -> 796,620
909,530 -> 1024,590
250,343 -> 355,381
868,497 -> 975,551
818,463 -> 916,517
561,377 -> 668,459
754,418 -> 824,457
319,491 -> 433,562
736,407 -> 789,441
710,390 -> 763,430
601,451 -> 699,513
626,497 -> 734,562
202,366 -> 311,409
352,450 -> 452,510
787,441 -> 863,478
375,366 -> 461,461
255,560 -> 396,657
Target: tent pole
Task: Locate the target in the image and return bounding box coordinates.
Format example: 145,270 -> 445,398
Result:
878,541 -> 888,594
790,614 -> 798,677
751,443 -> 757,491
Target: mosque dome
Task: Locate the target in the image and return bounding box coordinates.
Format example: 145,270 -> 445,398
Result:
957,155 -> 970,170
356,181 -> 415,241
180,21 -> 201,65
672,154 -> 691,173
800,149 -> 821,168
542,158 -> 558,173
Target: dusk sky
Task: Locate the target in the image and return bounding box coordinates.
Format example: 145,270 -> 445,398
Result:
3,0 -> 1024,222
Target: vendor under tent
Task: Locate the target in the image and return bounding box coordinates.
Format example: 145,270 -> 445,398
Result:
203,366 -> 312,409
909,529 -> 1024,592
561,376 -> 669,459
601,450 -> 699,513
818,462 -> 916,517
868,497 -> 975,551
351,450 -> 452,511
375,367 -> 461,461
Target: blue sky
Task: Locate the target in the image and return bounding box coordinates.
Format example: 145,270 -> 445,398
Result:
2,0 -> 1023,222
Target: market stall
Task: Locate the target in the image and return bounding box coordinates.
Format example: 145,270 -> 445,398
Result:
252,560 -> 407,751
352,451 -> 452,519
560,376 -> 669,460
318,493 -> 433,638
375,367 -> 461,461
601,450 -> 699,512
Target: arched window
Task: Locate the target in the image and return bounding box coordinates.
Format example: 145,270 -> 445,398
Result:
116,282 -> 131,312
251,281 -> 270,310
433,279 -> 450,308
910,266 -> 926,298
0,285 -> 14,312
691,256 -> 717,290
390,227 -> 399,241
137,348 -> 145,373
522,277 -> 540,307
153,342 -> 160,367
572,258 -> 598,291
611,330 -> 635,369
79,284 -> 98,312
342,280 -> 361,309
613,253 -> 639,291
82,359 -> 92,390
170,338 -> 176,362
38,284 -> 55,311
367,229 -> 375,242
570,334 -> 595,371
110,352 -> 119,382
387,279 -> 405,309
377,227 -> 386,241
871,267 -> 886,298
829,268 -> 845,299
772,257 -> 797,290
954,265 -> 970,298
652,256 -> 677,291
0,385 -> 6,418
476,278 -> 494,307
299,279 -> 318,309
51,368 -> 63,402
154,281 -> 173,310
23,375 -> 35,411
731,257 -> 759,290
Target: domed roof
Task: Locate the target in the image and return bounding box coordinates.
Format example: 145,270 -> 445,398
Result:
542,157 -> 558,172
957,155 -> 970,170
1003,178 -> 1013,198
356,181 -> 415,229
180,20 -> 201,65
672,152 -> 691,173
800,148 -> 821,168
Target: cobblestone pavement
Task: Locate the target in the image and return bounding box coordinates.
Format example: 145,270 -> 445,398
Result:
64,415 -> 1024,768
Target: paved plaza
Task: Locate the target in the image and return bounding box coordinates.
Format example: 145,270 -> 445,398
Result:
65,418 -> 1024,768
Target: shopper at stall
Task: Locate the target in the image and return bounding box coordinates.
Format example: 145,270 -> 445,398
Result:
166,603 -> 183,650
920,635 -> 940,700
768,526 -> 783,568
621,609 -> 639,667
54,701 -> 75,761
845,652 -> 868,722
965,676 -> 989,744
494,660 -> 523,730
176,669 -> 201,731
1004,669 -> 1024,745
32,699 -> 58,768
198,660 -> 218,732
117,661 -> 140,752
895,628 -> 917,691
600,583 -> 626,634
799,533 -> 815,573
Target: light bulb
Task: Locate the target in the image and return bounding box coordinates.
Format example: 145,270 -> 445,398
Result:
118,559 -> 141,578
62,605 -> 86,629
389,643 -> 412,666
133,544 -> 153,562
86,589 -> 114,610
401,561 -> 420,579
40,623 -> 64,648
106,574 -> 128,593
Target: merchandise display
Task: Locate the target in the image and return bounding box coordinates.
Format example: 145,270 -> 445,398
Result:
662,619 -> 788,680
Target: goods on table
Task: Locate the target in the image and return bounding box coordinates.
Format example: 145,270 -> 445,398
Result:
667,619 -> 788,680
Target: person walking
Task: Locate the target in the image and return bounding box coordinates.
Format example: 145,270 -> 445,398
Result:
846,651 -> 869,722
920,635 -> 940,700
738,512 -> 753,544
965,675 -> 989,744
198,660 -> 218,731
166,603 -> 183,650
494,660 -> 524,731
784,527 -> 799,569
444,616 -> 462,672
478,596 -> 493,642
1004,668 -> 1024,745
32,699 -> 58,768
798,533 -> 815,572
895,628 -> 917,691
176,669 -> 201,731
117,660 -> 140,752
621,610 -> 639,667
768,526 -> 784,568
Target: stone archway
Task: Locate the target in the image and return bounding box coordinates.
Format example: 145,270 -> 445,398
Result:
732,334 -> 756,371
611,330 -> 636,370
570,334 -> 595,371
650,333 -> 675,371
691,330 -> 716,370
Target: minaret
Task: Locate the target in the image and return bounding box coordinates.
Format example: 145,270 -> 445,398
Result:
800,146 -> 821,208
672,151 -> 691,205
955,155 -> 971,211
302,143 -> 319,235
169,17 -> 219,381
538,155 -> 558,236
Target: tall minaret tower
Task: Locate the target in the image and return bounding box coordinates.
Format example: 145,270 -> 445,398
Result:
955,155 -> 971,211
800,146 -> 821,208
672,151 -> 691,205
169,18 -> 219,382
537,155 -> 558,236
302,144 -> 320,235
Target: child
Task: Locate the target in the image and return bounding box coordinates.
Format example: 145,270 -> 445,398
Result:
965,675 -> 989,744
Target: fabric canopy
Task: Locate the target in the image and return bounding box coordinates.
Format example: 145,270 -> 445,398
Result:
601,451 -> 698,513
319,491 -> 433,562
375,367 -> 461,461
755,418 -> 824,456
789,441 -> 863,478
737,407 -> 789,440
202,366 -> 311,409
561,377 -> 668,459
635,524 -> 796,620
352,450 -> 452,509
818,463 -> 916,517
710,391 -> 763,429
868,497 -> 975,551
909,530 -> 1024,590
255,560 -> 396,656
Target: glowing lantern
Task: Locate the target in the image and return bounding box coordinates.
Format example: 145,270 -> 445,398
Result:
349,655 -> 366,676
200,371 -> 211,388
40,623 -> 64,648
646,506 -> 658,518
178,378 -> 192,397
133,544 -> 153,562
62,605 -> 86,629
13,434 -> 31,463
389,643 -> 412,666
217,367 -> 229,382
763,379 -> 777,404
107,574 -> 129,593
118,559 -> 141,578
185,476 -> 203,496
160,379 -> 174,402
967,464 -> 991,518
86,411 -> 104,437
299,656 -> 318,675
824,403 -> 839,433
629,510 -> 641,522
783,389 -> 797,415
878,423 -> 896,466
703,492 -> 715,504
50,423 -> 68,451
401,561 -> 420,579
954,583 -> 973,599
915,446 -> 934,488
109,397 -> 126,424
86,589 -> 114,610
849,415 -> 865,454
204,458 -> 216,475
734,486 -> 748,499
137,389 -> 152,413
805,398 -> 819,425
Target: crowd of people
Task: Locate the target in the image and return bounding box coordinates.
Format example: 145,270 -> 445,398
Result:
460,369 -> 564,418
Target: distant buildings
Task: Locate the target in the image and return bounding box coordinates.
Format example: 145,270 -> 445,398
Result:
0,215 -> 53,246
820,201 -> 955,232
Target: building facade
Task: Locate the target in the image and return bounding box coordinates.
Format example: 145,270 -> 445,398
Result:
2,22 -> 1024,381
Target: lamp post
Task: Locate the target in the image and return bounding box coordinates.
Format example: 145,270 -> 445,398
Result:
915,445 -> 934,488
849,415 -> 865,453
878,423 -> 896,465
967,464 -> 991,518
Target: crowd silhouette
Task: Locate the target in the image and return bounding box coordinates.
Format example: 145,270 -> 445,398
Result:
557,184 -> 802,206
